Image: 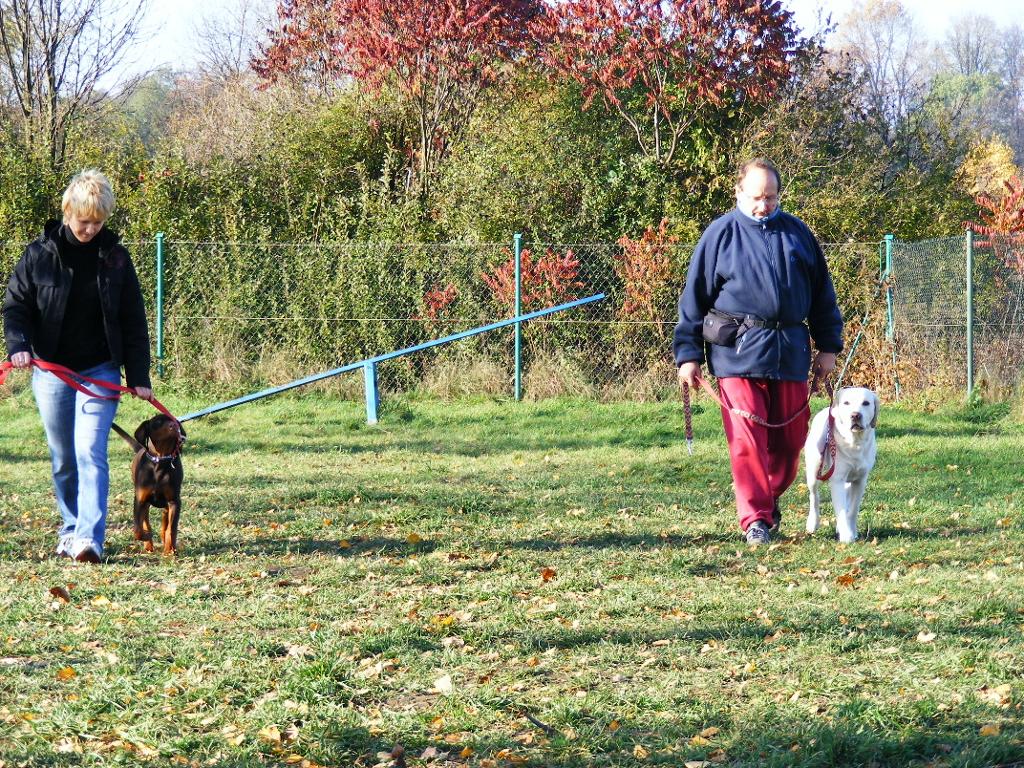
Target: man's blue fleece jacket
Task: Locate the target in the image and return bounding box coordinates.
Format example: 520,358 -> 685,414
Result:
672,208 -> 844,382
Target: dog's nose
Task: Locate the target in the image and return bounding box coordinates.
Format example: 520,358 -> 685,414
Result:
850,412 -> 862,424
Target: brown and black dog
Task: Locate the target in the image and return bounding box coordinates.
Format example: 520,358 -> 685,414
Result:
111,414 -> 186,555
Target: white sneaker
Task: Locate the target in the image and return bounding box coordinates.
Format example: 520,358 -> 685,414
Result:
70,539 -> 102,563
55,534 -> 75,558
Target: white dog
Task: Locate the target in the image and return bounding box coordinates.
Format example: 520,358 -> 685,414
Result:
804,386 -> 879,543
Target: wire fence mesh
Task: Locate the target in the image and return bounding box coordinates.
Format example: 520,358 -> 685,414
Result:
3,231 -> 1020,400
887,234 -> 1024,396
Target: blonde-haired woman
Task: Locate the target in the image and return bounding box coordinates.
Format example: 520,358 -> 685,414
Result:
3,169 -> 153,563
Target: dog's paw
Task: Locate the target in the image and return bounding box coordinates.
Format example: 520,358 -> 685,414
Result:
806,514 -> 820,534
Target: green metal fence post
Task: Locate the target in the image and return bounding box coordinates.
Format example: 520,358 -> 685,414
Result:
883,234 -> 900,400
883,234 -> 894,340
966,227 -> 974,399
155,232 -> 165,377
514,232 -> 523,401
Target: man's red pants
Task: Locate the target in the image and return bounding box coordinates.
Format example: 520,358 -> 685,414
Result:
718,377 -> 810,533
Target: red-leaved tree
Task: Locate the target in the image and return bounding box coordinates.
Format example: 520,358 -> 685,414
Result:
254,0 -> 540,191
532,0 -> 801,165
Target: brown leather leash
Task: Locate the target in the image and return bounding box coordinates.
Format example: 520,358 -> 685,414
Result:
679,372 -> 837,479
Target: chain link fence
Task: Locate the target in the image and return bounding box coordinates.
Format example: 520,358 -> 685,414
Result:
4,232 -> 1021,400
151,237 -> 887,399
887,233 -> 1024,397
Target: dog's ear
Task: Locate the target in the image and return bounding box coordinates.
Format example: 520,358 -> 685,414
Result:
870,392 -> 879,429
134,422 -> 148,446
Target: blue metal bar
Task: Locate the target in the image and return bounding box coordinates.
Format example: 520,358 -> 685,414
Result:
514,233 -> 523,401
178,293 -> 605,422
364,362 -> 379,424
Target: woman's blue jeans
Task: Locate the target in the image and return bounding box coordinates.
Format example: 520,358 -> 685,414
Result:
32,361 -> 120,556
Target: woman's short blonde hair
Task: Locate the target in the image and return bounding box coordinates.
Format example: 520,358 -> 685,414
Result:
62,169 -> 116,221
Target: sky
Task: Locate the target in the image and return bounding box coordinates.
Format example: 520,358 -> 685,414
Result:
784,0 -> 1024,40
123,0 -> 1024,80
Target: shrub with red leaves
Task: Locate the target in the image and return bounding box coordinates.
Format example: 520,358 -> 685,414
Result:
968,176 -> 1024,273
422,283 -> 459,320
615,218 -> 680,331
481,247 -> 584,311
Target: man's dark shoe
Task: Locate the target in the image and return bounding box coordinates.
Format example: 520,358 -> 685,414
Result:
770,503 -> 782,534
745,520 -> 771,546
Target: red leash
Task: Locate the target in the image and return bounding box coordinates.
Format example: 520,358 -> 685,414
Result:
0,358 -> 179,424
685,373 -> 827,429
679,372 -> 837,479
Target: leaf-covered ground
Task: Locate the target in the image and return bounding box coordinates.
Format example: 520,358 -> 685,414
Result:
1,390 -> 1022,767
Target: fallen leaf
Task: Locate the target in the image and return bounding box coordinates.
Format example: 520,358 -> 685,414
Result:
258,725 -> 282,743
433,674 -> 453,694
407,533 -> 423,545
916,631 -> 936,643
632,745 -> 649,759
540,567 -> 557,582
285,644 -> 313,659
608,720 -> 620,731
91,595 -> 111,607
459,746 -> 473,758
136,743 -> 159,757
978,684 -> 1012,707
980,723 -> 1001,737
56,666 -> 76,681
49,586 -> 71,603
495,748 -> 527,764
699,726 -> 720,738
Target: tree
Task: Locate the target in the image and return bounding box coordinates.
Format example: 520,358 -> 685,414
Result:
997,23 -> 1024,156
945,13 -> 998,76
254,0 -> 539,194
0,0 -> 147,169
195,0 -> 274,82
837,0 -> 929,151
531,0 -> 802,166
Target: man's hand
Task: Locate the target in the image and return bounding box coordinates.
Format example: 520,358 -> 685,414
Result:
10,351 -> 31,368
812,352 -> 837,378
678,361 -> 701,390
133,386 -> 153,401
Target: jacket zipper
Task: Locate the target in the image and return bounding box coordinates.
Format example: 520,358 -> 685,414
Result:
761,222 -> 781,377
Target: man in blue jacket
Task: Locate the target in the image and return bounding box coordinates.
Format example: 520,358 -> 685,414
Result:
674,158 -> 843,545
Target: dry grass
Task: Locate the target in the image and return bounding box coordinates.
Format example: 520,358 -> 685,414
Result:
524,348 -> 595,400
419,350 -> 509,398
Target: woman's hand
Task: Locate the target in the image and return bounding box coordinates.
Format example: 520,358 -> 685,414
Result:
11,351 -> 31,368
133,386 -> 153,401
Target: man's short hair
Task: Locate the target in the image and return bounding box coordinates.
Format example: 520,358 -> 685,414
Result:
62,169 -> 116,221
736,158 -> 783,193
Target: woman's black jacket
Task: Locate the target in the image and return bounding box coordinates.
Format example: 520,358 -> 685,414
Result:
3,221 -> 151,388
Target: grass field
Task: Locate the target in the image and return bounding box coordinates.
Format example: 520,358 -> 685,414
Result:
1,387 -> 1023,767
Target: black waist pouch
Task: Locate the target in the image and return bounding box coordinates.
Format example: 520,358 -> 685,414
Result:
702,308 -> 744,346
